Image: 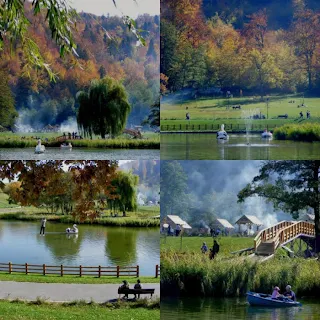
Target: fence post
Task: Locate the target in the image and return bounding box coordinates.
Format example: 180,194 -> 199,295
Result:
43,264 -> 46,276
25,263 -> 28,275
180,124 -> 181,130
116,266 -> 120,278
8,262 -> 12,274
60,265 -> 63,277
137,265 -> 139,277
79,265 -> 82,277
155,265 -> 159,278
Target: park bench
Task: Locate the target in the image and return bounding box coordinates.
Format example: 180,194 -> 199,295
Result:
118,288 -> 155,299
232,105 -> 241,110
277,114 -> 288,119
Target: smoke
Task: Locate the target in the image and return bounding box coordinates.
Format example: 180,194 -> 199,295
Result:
60,118 -> 78,133
178,161 -> 293,228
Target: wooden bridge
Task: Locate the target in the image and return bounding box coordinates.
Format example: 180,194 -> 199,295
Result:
56,129 -> 142,141
254,221 -> 315,256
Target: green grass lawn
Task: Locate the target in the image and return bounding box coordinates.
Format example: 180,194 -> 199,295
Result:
161,236 -> 254,257
0,299 -> 160,320
161,95 -> 320,131
0,273 -> 159,284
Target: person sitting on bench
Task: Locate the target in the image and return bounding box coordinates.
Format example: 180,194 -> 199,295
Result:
134,279 -> 142,299
119,280 -> 129,299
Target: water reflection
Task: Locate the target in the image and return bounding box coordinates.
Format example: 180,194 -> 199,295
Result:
0,221 -> 158,275
161,298 -> 319,320
161,134 -> 320,160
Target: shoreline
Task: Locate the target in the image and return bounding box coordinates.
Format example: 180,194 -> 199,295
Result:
0,212 -> 160,228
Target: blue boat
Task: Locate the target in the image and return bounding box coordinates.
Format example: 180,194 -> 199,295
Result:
247,292 -> 302,307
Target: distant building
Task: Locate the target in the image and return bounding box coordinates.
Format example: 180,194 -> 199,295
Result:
161,215 -> 192,235
211,218 -> 235,235
235,215 -> 263,235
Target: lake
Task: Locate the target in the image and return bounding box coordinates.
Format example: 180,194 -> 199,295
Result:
161,134 -> 320,160
161,297 -> 320,320
0,148 -> 159,160
0,221 -> 159,276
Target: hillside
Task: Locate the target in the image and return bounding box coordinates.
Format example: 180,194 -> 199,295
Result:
0,5 -> 159,130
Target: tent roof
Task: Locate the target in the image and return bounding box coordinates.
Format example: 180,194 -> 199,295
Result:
167,215 -> 192,229
213,218 -> 235,229
235,215 -> 263,226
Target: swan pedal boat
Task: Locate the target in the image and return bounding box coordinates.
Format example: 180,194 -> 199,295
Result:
60,144 -> 72,149
66,230 -> 78,234
217,131 -> 229,140
247,292 -> 301,307
261,132 -> 273,138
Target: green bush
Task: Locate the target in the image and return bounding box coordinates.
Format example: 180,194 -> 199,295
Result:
274,123 -> 320,141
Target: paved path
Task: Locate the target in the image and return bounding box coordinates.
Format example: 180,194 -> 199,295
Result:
0,281 -> 160,302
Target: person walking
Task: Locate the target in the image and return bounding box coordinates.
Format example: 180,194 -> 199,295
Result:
40,217 -> 46,235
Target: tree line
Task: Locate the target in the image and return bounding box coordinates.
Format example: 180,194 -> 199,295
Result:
0,161 -> 139,220
161,0 -> 320,97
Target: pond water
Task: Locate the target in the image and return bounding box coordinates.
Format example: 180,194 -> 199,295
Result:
161,297 -> 320,320
0,148 -> 159,160
0,221 -> 159,276
161,134 -> 320,160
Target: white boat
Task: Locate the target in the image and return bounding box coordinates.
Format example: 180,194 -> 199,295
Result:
66,224 -> 78,234
261,130 -> 273,138
35,140 -> 45,154
60,143 -> 72,149
217,124 -> 229,140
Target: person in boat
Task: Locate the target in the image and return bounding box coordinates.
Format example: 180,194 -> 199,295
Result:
201,242 -> 208,254
271,286 -> 282,299
40,217 -> 46,235
134,279 -> 142,299
119,280 -> 130,299
283,285 -> 296,301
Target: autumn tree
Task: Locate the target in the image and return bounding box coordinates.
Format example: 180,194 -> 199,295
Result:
289,8 -> 320,90
238,161 -> 320,253
107,171 -> 139,216
77,77 -> 131,138
0,70 -> 18,129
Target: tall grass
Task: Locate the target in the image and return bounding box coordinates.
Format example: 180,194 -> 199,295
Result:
0,136 -> 160,149
274,123 -> 320,141
0,212 -> 159,227
161,252 -> 320,298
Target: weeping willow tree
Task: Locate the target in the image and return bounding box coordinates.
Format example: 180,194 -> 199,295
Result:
77,77 -> 131,138
107,171 -> 139,216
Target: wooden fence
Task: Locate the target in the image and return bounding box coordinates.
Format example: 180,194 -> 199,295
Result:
0,262 -> 160,278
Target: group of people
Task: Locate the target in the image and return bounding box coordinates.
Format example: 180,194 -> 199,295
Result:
201,240 -> 220,260
166,224 -> 182,236
119,279 -> 142,299
271,285 -> 296,301
62,132 -> 82,139
299,110 -> 311,119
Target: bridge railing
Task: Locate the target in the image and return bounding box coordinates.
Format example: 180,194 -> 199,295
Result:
254,221 -> 295,250
276,221 -> 315,249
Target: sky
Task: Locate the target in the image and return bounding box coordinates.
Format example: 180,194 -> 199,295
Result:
70,0 -> 159,17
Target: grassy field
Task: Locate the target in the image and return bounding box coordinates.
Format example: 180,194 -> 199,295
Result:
0,273 -> 159,284
0,132 -> 160,149
0,299 -> 160,320
161,236 -> 320,297
161,236 -> 253,256
161,95 -> 320,132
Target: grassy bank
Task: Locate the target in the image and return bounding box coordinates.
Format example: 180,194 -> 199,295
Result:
0,273 -> 159,284
0,133 -> 160,149
161,236 -> 320,298
161,253 -> 320,298
0,298 -> 160,320
274,123 -> 320,141
0,211 -> 160,227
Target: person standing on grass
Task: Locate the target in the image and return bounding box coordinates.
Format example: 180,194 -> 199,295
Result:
40,217 -> 46,235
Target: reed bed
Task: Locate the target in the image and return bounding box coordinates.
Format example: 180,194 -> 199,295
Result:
161,251 -> 320,298
274,123 -> 320,141
0,136 -> 160,149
